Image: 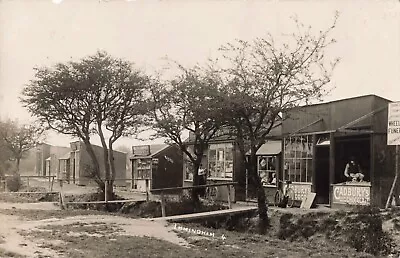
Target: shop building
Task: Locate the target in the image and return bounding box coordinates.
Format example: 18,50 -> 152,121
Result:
281,95 -> 396,207
130,144 -> 183,192
183,125 -> 281,202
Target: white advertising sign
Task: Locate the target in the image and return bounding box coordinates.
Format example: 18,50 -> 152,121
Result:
388,102 -> 400,145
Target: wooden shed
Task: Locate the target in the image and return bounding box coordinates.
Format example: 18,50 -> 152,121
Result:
281,95 -> 396,208
130,144 -> 183,193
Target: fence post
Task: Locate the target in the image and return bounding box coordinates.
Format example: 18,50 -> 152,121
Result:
59,179 -> 65,210
145,179 -> 149,202
48,176 -> 51,191
50,177 -> 55,192
105,180 -> 109,203
4,177 -> 8,192
227,185 -> 232,209
27,176 -> 30,189
160,191 -> 166,217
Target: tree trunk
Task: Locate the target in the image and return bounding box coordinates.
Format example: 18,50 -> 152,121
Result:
16,157 -> 21,173
248,152 -> 269,234
108,140 -> 117,199
191,161 -> 201,208
82,139 -> 104,189
108,140 -> 116,183
97,125 -> 113,201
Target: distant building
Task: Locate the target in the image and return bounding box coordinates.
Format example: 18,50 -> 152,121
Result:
35,143 -> 70,177
58,141 -> 127,186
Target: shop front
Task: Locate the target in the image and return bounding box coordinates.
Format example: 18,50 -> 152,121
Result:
183,126 -> 282,203
248,141 -> 282,204
183,141 -> 238,202
282,95 -> 396,208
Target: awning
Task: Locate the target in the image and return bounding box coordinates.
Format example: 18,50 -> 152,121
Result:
254,141 -> 282,156
316,140 -> 330,146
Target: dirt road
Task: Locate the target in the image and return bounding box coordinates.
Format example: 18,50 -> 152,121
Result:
0,204 -> 187,258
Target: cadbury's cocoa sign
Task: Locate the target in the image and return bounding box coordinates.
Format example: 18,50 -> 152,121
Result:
332,185 -> 370,205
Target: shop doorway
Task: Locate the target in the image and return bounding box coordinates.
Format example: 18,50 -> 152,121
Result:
334,135 -> 371,184
315,145 -> 330,204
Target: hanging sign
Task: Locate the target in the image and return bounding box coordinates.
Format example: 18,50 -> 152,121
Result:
388,102 -> 400,145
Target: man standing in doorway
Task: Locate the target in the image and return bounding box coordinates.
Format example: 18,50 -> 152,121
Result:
344,156 -> 365,182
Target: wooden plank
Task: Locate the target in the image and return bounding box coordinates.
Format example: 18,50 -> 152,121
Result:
151,182 -> 238,193
300,192 -> 316,209
150,206 -> 258,222
65,199 -> 145,205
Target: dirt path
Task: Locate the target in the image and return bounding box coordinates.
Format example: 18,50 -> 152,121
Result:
0,210 -> 188,258
0,201 -> 60,210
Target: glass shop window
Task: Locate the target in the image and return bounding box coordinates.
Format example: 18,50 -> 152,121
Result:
136,159 -> 152,179
258,156 -> 277,186
208,143 -> 234,179
284,135 -> 313,183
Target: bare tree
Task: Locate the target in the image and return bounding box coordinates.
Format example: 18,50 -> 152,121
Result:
215,14 -> 340,233
0,120 -> 44,172
149,64 -> 224,206
21,51 -> 149,199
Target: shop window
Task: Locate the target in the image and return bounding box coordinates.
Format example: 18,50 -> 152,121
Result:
136,159 -> 151,179
208,143 -> 234,179
284,135 -> 313,183
258,156 -> 277,186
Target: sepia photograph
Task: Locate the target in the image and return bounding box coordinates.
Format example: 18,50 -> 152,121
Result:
0,0 -> 399,257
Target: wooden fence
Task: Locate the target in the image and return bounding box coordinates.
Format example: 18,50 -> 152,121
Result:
150,182 -> 238,217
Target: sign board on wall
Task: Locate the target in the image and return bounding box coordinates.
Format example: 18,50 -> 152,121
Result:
133,145 -> 151,156
388,102 -> 400,145
332,185 -> 370,205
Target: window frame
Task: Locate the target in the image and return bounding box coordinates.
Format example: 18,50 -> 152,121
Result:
283,135 -> 313,183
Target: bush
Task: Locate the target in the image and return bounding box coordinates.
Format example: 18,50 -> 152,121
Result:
344,206 -> 394,255
6,173 -> 22,192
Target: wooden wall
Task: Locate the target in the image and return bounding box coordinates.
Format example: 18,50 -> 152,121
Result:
283,95 -> 389,135
75,142 -> 127,186
152,145 -> 183,190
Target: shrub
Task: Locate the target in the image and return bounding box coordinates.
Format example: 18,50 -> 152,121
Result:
6,173 -> 22,192
344,206 -> 394,255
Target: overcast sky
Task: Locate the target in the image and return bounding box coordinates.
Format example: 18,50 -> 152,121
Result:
0,0 -> 399,148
